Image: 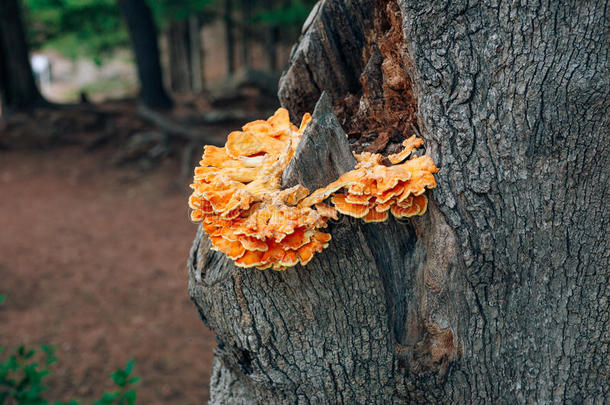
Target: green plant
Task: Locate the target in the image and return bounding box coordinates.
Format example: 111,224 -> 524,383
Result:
0,345 -> 139,405
0,298 -> 139,404
93,360 -> 139,405
0,344 -> 59,405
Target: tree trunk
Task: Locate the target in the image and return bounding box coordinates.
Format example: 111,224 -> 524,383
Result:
188,0 -> 609,403
118,0 -> 172,109
189,15 -> 204,93
262,26 -> 279,72
240,0 -> 251,69
167,19 -> 192,94
0,0 -> 46,112
263,0 -> 279,73
224,0 -> 236,76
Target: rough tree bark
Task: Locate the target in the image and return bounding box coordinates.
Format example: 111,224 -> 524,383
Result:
188,0 -> 609,403
0,0 -> 46,112
118,0 -> 172,109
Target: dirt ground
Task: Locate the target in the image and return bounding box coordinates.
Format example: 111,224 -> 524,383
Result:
0,146 -> 216,403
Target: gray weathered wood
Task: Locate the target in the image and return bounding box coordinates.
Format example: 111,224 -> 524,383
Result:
281,92 -> 356,191
277,0 -> 374,122
189,0 -> 610,402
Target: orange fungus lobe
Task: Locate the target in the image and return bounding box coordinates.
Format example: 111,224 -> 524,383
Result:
189,108 -> 438,270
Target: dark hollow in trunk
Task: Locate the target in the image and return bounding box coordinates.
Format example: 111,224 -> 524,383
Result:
0,0 -> 46,112
188,0 -> 610,402
118,0 -> 172,109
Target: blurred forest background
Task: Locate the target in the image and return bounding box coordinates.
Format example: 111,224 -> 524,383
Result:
4,0 -> 312,106
0,0 -> 314,403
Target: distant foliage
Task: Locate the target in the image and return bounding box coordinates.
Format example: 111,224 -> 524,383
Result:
23,0 -> 316,63
23,0 -> 213,63
147,0 -> 213,27
254,0 -> 314,28
24,0 -> 128,64
250,0 -> 317,45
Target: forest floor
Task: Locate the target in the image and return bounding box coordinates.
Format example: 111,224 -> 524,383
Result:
0,97 -> 276,403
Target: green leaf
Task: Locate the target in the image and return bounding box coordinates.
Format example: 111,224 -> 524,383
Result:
126,377 -> 140,385
94,391 -> 119,405
124,359 -> 134,376
111,369 -> 127,387
16,345 -> 37,360
111,359 -> 138,388
41,345 -> 58,365
0,295 -> 5,304
40,345 -> 55,355
123,389 -> 137,405
7,354 -> 20,371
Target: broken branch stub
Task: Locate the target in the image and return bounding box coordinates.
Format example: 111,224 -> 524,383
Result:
281,92 -> 357,191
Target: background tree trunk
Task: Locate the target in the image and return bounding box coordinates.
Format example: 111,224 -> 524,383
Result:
167,20 -> 192,94
263,0 -> 279,73
224,0 -> 236,76
188,0 -> 609,403
189,15 -> 204,93
167,17 -> 204,94
118,0 -> 172,109
240,0 -> 251,69
263,26 -> 279,73
0,0 -> 46,112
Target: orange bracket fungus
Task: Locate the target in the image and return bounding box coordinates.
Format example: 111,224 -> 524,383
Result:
189,95 -> 438,270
